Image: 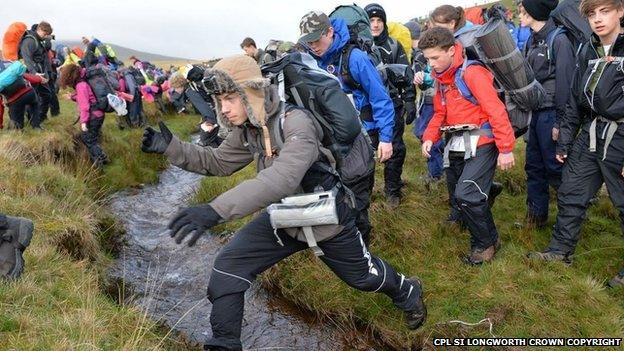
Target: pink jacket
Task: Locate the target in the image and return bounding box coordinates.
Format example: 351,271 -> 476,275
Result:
75,81 -> 105,123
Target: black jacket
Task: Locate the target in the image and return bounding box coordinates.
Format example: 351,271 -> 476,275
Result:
19,30 -> 51,78
524,19 -> 575,125
558,32 -> 624,155
375,34 -> 416,107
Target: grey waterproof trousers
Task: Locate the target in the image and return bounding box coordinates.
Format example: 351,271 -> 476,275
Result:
445,144 -> 500,250
548,121 -> 624,254
203,212 -> 420,350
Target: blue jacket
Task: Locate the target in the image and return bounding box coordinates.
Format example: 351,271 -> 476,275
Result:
513,25 -> 531,51
311,18 -> 395,143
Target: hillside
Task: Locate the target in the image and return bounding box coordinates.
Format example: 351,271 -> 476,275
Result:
59,40 -> 193,64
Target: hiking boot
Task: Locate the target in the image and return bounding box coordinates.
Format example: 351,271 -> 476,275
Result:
463,243 -> 498,266
526,249 -> 572,265
387,194 -> 401,209
404,277 -> 427,330
0,215 -> 34,280
488,182 -> 503,208
526,213 -> 548,229
607,272 -> 624,289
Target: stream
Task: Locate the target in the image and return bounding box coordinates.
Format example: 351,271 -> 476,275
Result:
108,163 -> 376,350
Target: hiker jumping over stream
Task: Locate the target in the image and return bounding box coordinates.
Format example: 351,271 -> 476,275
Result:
141,54 -> 426,351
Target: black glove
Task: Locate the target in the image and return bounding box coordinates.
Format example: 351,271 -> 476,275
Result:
141,121 -> 173,154
168,204 -> 222,247
404,101 -> 417,125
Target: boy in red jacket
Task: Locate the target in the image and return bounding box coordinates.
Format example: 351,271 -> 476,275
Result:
419,27 -> 516,265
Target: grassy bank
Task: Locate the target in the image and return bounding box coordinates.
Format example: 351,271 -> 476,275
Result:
0,100 -> 200,350
194,130 -> 624,350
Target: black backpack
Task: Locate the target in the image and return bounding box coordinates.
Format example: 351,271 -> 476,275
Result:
84,66 -> 119,113
128,67 -> 146,86
261,52 -> 366,169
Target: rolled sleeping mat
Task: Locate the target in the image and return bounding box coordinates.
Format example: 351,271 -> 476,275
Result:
474,19 -> 544,111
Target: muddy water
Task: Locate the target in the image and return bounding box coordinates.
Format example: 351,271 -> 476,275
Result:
108,164 -> 375,350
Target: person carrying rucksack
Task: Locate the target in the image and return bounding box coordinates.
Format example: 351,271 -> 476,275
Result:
409,20 -> 446,183
420,27 -> 516,265
185,65 -> 223,148
120,67 -> 145,128
240,37 -> 274,65
140,55 -> 427,350
298,10 -> 395,244
0,60 -> 45,130
18,21 -> 54,124
365,3 -> 417,208
528,0 -> 624,286
59,64 -> 109,168
518,0 -> 576,228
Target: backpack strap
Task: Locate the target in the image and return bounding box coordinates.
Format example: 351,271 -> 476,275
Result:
546,26 -> 566,75
455,59 -> 481,105
339,45 -> 360,91
387,37 -> 399,62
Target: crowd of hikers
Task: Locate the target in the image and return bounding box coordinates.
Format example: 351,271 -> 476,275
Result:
2,0 -> 624,349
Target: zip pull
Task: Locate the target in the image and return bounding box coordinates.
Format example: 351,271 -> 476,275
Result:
273,229 -> 284,247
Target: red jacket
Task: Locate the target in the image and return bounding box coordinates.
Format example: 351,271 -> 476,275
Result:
423,42 -> 515,154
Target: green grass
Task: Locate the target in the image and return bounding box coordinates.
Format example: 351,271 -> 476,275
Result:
194,130 -> 624,350
0,100 -> 200,350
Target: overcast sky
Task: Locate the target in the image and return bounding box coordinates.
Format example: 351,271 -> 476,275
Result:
4,0 -> 492,60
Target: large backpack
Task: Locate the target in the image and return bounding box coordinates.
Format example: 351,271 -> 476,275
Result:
2,22 -> 27,61
84,66 -> 119,113
387,22 -> 412,62
441,18 -> 547,137
0,60 -> 27,94
128,66 -> 146,86
260,52 -> 371,179
465,6 -> 486,25
329,4 -> 386,91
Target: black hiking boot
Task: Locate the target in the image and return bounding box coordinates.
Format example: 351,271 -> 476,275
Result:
404,277 -> 427,330
526,249 -> 572,265
488,182 -> 503,209
0,215 -> 34,280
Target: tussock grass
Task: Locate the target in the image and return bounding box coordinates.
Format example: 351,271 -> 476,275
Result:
194,128 -> 624,350
0,100 -> 199,350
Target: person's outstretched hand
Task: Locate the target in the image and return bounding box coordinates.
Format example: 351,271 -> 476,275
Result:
168,204 -> 221,247
141,121 -> 173,154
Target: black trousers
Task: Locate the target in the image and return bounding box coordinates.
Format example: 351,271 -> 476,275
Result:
548,122 -> 624,254
8,90 -> 41,129
445,144 -> 499,250
369,106 -> 407,197
127,90 -> 144,127
344,169 -> 375,246
80,117 -> 107,166
49,81 -> 60,116
203,212 -> 420,350
34,83 -> 52,122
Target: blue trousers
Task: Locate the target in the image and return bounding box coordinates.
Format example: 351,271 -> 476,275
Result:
414,103 -> 444,179
525,109 -> 562,218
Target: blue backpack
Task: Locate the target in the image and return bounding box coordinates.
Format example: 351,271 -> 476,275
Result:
437,59 -> 483,106
0,61 -> 27,95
